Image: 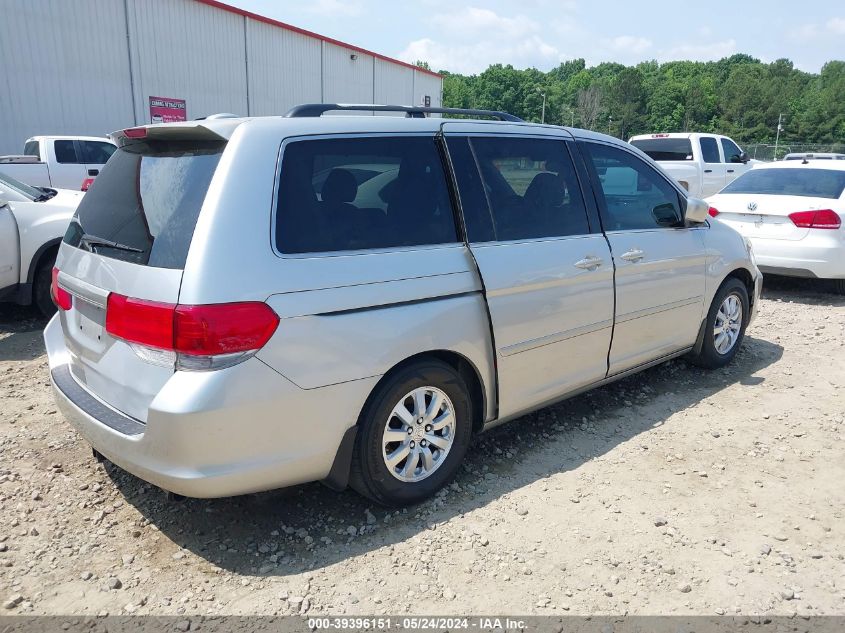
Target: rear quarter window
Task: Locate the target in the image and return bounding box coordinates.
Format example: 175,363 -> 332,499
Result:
63,140 -> 224,269
275,136 -> 457,254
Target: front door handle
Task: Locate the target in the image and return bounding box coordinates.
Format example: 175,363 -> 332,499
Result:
620,249 -> 644,263
727,169 -> 735,173
574,255 -> 603,271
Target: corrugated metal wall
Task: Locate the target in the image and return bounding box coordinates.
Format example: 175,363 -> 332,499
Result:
246,19 -> 321,116
322,43 -> 374,113
0,0 -> 442,154
126,0 -> 248,121
0,0 -> 135,154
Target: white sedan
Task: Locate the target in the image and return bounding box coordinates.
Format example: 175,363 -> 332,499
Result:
0,172 -> 83,315
707,160 -> 845,294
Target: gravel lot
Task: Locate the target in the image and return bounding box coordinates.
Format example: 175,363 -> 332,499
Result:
1,277 -> 843,617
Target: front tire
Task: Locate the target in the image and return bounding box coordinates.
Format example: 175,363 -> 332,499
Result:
690,278 -> 749,369
349,360 -> 473,507
832,279 -> 845,295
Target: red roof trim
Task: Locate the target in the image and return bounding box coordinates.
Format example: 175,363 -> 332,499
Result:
193,0 -> 442,78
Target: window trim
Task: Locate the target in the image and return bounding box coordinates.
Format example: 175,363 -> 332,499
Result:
579,139 -> 700,234
442,132 -> 599,246
270,132 -> 463,259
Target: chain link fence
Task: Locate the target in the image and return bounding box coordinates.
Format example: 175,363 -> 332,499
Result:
745,143 -> 845,162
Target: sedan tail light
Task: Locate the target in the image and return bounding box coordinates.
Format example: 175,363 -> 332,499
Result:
708,206 -> 720,217
105,294 -> 279,370
788,209 -> 841,229
80,177 -> 95,191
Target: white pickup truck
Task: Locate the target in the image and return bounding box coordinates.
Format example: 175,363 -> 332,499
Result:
629,133 -> 754,198
0,135 -> 116,191
0,171 -> 83,315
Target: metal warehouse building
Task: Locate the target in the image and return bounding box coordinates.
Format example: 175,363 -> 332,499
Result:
0,0 -> 443,154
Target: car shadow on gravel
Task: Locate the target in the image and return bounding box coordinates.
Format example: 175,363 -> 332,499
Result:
101,334 -> 784,577
0,304 -> 49,362
761,274 -> 845,307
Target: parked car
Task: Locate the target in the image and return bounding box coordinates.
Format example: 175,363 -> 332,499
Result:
44,105 -> 761,506
707,160 -> 845,293
0,135 -> 116,191
0,172 -> 83,315
783,152 -> 845,161
629,133 -> 753,197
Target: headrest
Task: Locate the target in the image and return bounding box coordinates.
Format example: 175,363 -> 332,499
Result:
524,172 -> 566,207
322,169 -> 357,204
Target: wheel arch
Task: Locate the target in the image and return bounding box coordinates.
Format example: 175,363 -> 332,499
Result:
321,348 -> 488,492
26,238 -> 62,284
724,267 -> 755,313
693,268 -> 755,356
362,349 -> 487,434
17,238 -> 62,305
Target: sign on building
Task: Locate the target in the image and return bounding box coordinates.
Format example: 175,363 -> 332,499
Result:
149,96 -> 187,123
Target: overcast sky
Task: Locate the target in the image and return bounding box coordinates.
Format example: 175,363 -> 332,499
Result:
226,0 -> 844,75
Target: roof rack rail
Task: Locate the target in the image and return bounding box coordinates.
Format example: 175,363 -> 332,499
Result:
284,103 -> 523,122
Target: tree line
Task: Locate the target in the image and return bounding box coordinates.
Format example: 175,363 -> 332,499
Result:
421,55 -> 845,146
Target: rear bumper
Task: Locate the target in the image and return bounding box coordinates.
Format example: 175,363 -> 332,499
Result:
749,234 -> 845,280
44,315 -> 376,498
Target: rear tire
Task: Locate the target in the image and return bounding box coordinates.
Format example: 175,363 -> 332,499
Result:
349,360 -> 473,507
832,279 -> 845,295
689,277 -> 749,369
33,259 -> 57,318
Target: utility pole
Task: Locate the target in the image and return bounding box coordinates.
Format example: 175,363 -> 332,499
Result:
537,89 -> 546,124
774,113 -> 784,160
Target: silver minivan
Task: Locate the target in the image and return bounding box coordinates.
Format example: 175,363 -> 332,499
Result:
45,105 -> 761,506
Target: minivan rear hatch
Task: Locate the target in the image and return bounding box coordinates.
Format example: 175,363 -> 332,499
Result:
55,134 -> 226,422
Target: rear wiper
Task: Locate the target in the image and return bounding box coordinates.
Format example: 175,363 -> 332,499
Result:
79,234 -> 143,253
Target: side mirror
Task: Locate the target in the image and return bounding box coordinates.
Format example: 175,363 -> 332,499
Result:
736,151 -> 750,164
684,197 -> 710,224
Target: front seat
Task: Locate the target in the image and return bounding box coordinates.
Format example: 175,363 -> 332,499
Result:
320,168 -> 358,249
521,171 -> 567,237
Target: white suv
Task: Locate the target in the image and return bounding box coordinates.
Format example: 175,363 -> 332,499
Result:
45,104 -> 761,506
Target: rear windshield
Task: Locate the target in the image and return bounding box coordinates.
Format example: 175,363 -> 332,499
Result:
722,168 -> 845,199
630,138 -> 693,161
63,140 -> 224,269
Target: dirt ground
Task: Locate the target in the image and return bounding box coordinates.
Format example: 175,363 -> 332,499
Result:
1,276 -> 843,617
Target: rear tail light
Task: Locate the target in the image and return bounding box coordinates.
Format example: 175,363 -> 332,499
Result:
50,267 -> 72,311
80,177 -> 95,191
788,209 -> 841,229
708,206 -> 720,217
105,294 -> 279,371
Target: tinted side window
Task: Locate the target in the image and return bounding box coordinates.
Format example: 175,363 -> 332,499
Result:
720,138 -> 743,163
79,141 -> 117,164
276,136 -> 457,254
585,143 -> 683,231
24,141 -> 40,157
699,137 -> 720,164
54,140 -> 79,164
468,136 -> 590,241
